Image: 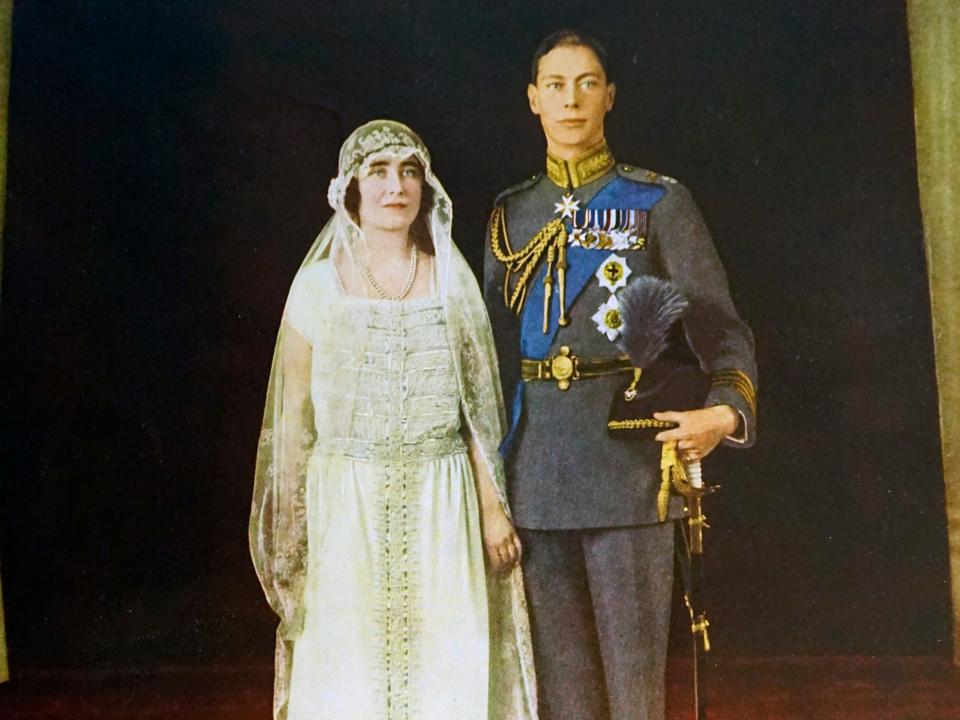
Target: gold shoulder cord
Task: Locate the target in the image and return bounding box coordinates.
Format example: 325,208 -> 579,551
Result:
490,206 -> 569,331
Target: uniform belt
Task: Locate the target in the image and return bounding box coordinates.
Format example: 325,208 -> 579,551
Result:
521,345 -> 634,391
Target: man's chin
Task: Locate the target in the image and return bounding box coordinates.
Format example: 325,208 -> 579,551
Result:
545,126 -> 601,154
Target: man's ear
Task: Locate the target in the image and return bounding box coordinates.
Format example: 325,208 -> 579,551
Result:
606,82 -> 616,112
527,84 -> 540,115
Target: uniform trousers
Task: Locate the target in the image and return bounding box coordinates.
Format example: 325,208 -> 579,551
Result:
518,523 -> 674,720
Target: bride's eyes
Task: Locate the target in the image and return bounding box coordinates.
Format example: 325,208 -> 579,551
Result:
367,165 -> 421,179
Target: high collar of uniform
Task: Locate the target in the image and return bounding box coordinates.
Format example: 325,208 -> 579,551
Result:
546,141 -> 616,189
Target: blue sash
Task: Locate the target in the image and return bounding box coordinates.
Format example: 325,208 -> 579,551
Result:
500,176 -> 666,456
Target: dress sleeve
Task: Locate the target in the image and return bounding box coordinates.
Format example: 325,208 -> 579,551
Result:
282,267 -> 318,345
652,183 -> 758,448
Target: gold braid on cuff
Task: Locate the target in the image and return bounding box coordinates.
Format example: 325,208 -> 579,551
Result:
710,368 -> 757,416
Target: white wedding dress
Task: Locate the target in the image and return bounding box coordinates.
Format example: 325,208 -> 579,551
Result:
283,262 -> 524,720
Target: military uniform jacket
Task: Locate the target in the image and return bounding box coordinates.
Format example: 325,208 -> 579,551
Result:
483,155 -> 757,530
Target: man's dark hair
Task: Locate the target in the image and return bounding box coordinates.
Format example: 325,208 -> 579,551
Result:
530,29 -> 613,85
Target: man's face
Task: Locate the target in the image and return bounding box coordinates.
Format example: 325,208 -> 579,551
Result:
528,44 -> 615,156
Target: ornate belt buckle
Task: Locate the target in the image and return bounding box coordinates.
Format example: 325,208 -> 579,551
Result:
550,346 -> 577,390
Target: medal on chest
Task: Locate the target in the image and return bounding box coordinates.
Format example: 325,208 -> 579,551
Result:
489,185 -> 651,336
551,193 -> 643,342
567,201 -> 649,250
591,254 -> 634,340
556,188 -> 650,250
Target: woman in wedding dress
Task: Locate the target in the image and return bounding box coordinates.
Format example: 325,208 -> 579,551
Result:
250,120 -> 537,720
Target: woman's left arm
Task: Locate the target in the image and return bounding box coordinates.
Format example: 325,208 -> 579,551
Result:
466,434 -> 522,574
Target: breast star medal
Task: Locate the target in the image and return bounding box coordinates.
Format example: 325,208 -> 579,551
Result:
592,294 -> 624,341
595,254 -> 632,292
554,193 -> 581,219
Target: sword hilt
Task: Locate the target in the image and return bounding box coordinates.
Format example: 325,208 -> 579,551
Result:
672,459 -> 715,555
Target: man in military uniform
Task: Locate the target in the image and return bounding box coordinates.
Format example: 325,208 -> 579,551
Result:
483,30 -> 757,720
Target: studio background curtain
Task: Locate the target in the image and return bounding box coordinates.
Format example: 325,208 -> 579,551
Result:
0,0 -> 13,684
907,0 -> 960,666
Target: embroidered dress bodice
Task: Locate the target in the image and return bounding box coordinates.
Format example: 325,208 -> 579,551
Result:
312,297 -> 466,463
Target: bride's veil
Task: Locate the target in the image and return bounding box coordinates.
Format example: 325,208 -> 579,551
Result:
249,119 -> 535,720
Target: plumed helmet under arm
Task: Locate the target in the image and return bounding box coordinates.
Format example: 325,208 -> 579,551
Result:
614,275 -> 689,369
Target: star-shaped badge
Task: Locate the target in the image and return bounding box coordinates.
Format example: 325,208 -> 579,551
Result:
591,294 -> 624,341
595,254 -> 632,292
554,193 -> 581,219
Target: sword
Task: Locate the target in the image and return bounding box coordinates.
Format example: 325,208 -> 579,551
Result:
672,454 -> 716,720
610,275 -> 716,717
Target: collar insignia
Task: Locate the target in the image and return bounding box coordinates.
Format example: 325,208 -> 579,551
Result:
546,142 -> 616,189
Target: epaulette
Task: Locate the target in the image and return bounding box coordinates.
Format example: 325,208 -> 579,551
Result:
615,164 -> 680,187
493,172 -> 543,208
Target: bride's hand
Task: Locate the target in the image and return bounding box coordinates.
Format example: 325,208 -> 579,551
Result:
481,502 -> 522,574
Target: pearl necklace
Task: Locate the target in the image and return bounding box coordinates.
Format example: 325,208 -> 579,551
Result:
357,244 -> 418,300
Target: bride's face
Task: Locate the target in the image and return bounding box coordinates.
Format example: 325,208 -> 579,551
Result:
356,153 -> 423,235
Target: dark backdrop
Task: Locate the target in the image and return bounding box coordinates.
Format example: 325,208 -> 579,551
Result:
0,1 -> 950,670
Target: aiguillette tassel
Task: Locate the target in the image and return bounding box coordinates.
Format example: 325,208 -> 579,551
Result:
557,237 -> 569,326
542,245 -> 556,334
